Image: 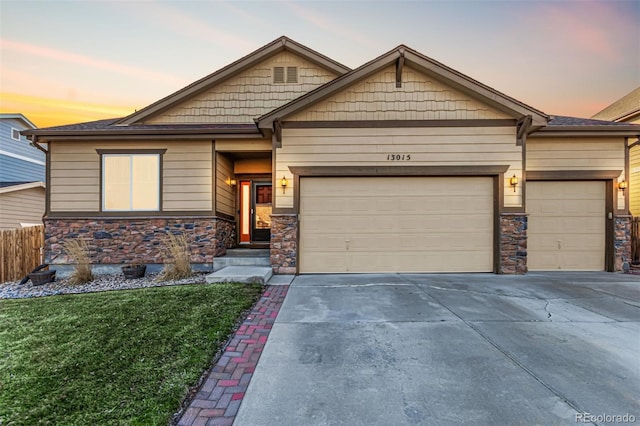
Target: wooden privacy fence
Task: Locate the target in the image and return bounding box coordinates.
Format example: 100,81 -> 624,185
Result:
0,225 -> 45,283
632,217 -> 640,264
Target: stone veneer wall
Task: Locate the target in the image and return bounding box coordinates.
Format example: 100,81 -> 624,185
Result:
499,213 -> 528,274
44,217 -> 235,265
270,214 -> 297,274
614,215 -> 632,271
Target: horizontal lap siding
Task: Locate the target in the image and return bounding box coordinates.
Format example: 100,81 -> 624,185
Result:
0,187 -> 45,230
527,137 -> 626,210
146,52 -> 338,125
50,141 -> 212,212
216,154 -> 235,216
277,126 -> 520,208
288,65 -> 511,121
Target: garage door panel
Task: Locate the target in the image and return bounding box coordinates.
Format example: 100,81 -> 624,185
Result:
300,177 -> 493,273
527,181 -> 605,271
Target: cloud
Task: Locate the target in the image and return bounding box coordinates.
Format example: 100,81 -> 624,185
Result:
525,1 -> 631,62
116,1 -> 259,52
282,1 -> 378,49
1,39 -> 187,86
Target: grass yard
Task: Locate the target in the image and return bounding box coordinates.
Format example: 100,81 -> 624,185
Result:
0,283 -> 263,425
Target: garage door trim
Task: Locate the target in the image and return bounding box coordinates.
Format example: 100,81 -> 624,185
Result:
291,165 -> 511,274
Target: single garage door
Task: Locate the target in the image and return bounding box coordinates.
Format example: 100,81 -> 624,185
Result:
527,181 -> 605,271
299,176 -> 494,273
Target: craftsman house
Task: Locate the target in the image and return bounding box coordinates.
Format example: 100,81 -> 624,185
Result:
23,37 -> 640,274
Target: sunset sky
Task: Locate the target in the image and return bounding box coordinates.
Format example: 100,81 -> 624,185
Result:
1,0 -> 639,128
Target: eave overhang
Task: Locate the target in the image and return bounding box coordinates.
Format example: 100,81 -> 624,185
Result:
530,125 -> 640,138
22,125 -> 264,142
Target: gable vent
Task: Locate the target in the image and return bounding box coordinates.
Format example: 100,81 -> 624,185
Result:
286,66 -> 298,83
11,128 -> 21,141
273,66 -> 285,83
273,66 -> 298,84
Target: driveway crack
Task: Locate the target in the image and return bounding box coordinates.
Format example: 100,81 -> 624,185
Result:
544,300 -> 552,321
403,275 -> 587,418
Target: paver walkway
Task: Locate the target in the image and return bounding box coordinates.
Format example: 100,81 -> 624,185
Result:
177,285 -> 288,426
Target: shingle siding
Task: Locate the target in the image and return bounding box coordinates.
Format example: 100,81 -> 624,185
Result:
145,51 -> 339,125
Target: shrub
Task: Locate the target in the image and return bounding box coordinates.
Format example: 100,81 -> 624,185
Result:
158,233 -> 192,281
62,238 -> 94,284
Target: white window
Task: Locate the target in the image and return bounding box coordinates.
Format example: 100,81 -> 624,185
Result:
102,154 -> 160,211
11,128 -> 21,141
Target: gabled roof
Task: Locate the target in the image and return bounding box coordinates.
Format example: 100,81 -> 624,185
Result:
592,87 -> 640,123
117,36 -> 351,126
258,45 -> 549,128
0,113 -> 37,129
0,181 -> 45,194
530,115 -> 640,137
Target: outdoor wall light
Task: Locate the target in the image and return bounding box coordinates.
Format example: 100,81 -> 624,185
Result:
618,179 -> 627,193
509,174 -> 518,192
280,176 -> 288,194
226,177 -> 237,187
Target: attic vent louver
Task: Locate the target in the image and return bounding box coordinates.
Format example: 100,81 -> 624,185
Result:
274,66 -> 298,84
273,67 -> 285,83
286,66 -> 298,83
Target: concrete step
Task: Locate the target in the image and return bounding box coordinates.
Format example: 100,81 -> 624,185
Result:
226,248 -> 270,257
206,266 -> 273,285
213,249 -> 271,271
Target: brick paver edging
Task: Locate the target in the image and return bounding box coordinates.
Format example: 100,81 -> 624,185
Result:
176,285 -> 289,426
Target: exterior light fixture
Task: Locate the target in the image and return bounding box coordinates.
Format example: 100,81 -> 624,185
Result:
226,177 -> 237,187
618,179 -> 627,193
509,174 -> 518,192
280,176 -> 288,194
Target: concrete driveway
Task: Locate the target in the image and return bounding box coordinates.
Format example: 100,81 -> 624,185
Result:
235,273 -> 640,426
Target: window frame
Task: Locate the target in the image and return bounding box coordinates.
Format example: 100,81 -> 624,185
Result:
11,128 -> 21,141
273,66 -> 298,84
96,149 -> 166,213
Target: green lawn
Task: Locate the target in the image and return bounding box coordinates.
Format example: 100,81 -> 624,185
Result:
0,283 -> 263,425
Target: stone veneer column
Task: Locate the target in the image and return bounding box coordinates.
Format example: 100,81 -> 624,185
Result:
614,215 -> 632,271
499,213 -> 528,274
270,214 -> 297,274
43,217 -> 235,265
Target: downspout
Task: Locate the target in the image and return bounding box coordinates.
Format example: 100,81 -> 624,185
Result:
29,135 -> 51,217
29,135 -> 48,154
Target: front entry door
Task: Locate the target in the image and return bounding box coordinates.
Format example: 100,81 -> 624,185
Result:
239,181 -> 272,243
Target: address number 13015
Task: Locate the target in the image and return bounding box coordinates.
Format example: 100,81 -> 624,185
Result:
387,154 -> 411,161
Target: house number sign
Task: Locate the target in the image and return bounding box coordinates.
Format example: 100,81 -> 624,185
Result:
386,154 -> 411,161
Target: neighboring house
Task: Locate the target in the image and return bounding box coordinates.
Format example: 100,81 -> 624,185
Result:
0,113 -> 45,229
22,37 -> 640,274
592,87 -> 640,216
0,181 -> 46,230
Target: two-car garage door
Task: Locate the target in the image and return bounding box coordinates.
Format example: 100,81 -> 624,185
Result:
299,177 -> 494,273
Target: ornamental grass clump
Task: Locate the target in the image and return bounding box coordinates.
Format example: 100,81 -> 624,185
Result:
158,233 -> 192,281
62,238 -> 94,285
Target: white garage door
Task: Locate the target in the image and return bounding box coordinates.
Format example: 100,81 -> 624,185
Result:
527,181 -> 605,271
299,177 -> 494,273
